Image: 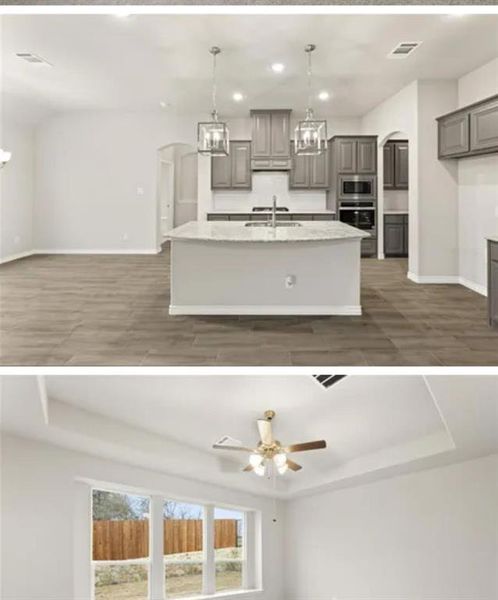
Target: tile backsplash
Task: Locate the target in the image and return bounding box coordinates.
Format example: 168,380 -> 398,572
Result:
213,172 -> 327,211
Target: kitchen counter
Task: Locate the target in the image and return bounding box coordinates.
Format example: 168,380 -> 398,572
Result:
487,236 -> 498,243
168,221 -> 368,244
167,221 -> 367,316
208,210 -> 336,215
384,210 -> 409,215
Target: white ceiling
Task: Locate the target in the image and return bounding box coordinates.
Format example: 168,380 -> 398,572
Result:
3,14 -> 498,122
1,375 -> 497,499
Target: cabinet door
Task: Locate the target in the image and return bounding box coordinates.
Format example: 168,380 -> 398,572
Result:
211,154 -> 231,189
403,215 -> 409,255
383,143 -> 394,189
271,111 -> 291,158
251,112 -> 272,158
309,150 -> 328,188
289,144 -> 309,188
384,222 -> 405,256
470,99 -> 498,152
490,259 -> 498,327
438,113 -> 469,157
395,142 -> 409,189
357,139 -> 377,173
231,142 -> 251,189
336,139 -> 356,173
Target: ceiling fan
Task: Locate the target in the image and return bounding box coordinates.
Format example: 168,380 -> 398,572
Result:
213,410 -> 327,477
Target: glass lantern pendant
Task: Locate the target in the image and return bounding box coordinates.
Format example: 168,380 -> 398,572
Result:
295,44 -> 327,156
197,47 -> 229,156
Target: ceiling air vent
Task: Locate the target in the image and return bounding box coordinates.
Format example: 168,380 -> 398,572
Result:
388,42 -> 422,59
16,52 -> 52,66
312,375 -> 347,389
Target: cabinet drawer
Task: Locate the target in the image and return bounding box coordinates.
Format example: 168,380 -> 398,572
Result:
313,214 -> 334,221
271,159 -> 291,169
490,241 -> 498,262
251,159 -> 272,169
384,214 -> 405,225
208,214 -> 228,221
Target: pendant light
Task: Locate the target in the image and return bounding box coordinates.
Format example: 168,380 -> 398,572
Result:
0,149 -> 12,169
197,46 -> 229,156
294,44 -> 327,156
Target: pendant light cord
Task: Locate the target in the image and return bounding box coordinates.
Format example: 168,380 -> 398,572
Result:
212,50 -> 218,118
307,49 -> 312,113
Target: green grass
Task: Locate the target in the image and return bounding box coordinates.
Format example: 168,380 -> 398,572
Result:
95,572 -> 242,600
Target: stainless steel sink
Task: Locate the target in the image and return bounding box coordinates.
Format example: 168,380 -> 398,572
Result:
244,221 -> 302,228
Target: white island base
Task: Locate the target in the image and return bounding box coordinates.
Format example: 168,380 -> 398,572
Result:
168,222 -> 368,316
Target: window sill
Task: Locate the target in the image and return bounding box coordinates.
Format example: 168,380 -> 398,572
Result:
177,590 -> 264,600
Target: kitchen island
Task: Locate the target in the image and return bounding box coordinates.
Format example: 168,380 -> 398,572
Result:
167,221 -> 369,315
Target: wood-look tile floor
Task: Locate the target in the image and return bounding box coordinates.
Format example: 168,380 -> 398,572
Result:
1,247 -> 496,366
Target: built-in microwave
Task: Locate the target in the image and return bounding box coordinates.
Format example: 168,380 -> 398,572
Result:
338,175 -> 376,201
339,207 -> 376,231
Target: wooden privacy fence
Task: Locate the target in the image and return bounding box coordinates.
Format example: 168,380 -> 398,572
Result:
93,519 -> 238,561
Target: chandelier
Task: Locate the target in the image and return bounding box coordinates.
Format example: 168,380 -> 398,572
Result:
197,47 -> 229,156
294,44 -> 327,156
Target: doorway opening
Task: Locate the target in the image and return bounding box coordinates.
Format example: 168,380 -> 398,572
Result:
156,143 -> 198,251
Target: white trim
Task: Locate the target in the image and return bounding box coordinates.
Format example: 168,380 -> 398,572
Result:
0,249 -> 34,264
203,505 -> 215,595
407,272 -> 460,285
377,252 -> 385,260
169,305 -> 362,316
459,277 -> 487,297
36,375 -> 49,425
33,248 -> 159,255
150,496 -> 165,600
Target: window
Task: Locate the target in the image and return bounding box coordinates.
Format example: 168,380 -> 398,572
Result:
89,489 -> 255,599
164,501 -> 204,599
92,489 -> 150,600
214,508 -> 244,593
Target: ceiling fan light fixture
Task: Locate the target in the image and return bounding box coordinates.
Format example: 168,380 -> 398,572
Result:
277,463 -> 289,475
249,453 -> 264,468
254,463 -> 266,477
197,47 -> 229,156
273,453 -> 287,468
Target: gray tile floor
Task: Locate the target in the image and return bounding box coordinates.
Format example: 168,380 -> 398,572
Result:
1,247 -> 496,366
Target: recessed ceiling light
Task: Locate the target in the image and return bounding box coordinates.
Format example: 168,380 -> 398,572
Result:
159,101 -> 170,109
232,92 -> 244,102
318,91 -> 330,101
271,63 -> 285,73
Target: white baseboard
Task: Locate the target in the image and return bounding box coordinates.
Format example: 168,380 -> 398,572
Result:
0,250 -> 35,264
459,277 -> 487,297
407,272 -> 460,284
169,304 -> 362,316
33,248 -> 159,255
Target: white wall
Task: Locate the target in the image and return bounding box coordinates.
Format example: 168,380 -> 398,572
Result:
34,111 -> 198,253
0,433 -> 284,600
284,453 -> 498,600
0,121 -> 34,262
457,57 -> 498,294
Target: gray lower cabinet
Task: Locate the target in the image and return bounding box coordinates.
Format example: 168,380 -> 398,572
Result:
488,240 -> 498,328
211,141 -> 251,190
334,137 -> 377,174
207,213 -> 335,222
289,143 -> 328,189
437,94 -> 498,159
361,237 -> 377,257
384,214 -> 408,257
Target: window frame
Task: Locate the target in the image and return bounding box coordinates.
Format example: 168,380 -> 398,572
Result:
89,486 -> 256,600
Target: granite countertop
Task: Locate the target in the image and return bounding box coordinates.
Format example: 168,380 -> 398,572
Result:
384,210 -> 409,215
207,210 -> 336,214
167,221 -> 370,243
487,236 -> 498,243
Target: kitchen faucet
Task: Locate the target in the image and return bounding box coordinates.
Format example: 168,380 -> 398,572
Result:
271,195 -> 277,229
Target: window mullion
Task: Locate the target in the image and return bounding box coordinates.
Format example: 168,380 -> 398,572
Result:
203,504 -> 215,595
150,495 -> 165,600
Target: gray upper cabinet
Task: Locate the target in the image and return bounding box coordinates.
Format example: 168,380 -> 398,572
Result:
438,94 -> 498,159
470,98 -> 498,152
488,240 -> 498,328
384,141 -> 409,190
438,112 -> 469,158
395,142 -> 409,189
251,110 -> 291,169
383,143 -> 394,189
289,143 -> 328,189
357,139 -> 377,173
211,141 -> 251,190
335,137 -> 377,174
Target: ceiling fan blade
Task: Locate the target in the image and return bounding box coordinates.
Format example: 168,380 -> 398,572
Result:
284,440 -> 327,453
257,419 -> 273,445
242,464 -> 254,472
286,459 -> 303,472
212,444 -> 255,452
